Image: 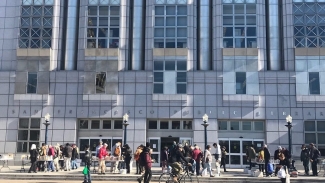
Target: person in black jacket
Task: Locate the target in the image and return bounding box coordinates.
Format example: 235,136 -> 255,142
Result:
274,146 -> 282,175
83,145 -> 92,183
122,144 -> 132,174
28,144 -> 39,173
309,143 -> 321,176
64,143 -> 73,171
263,145 -> 271,176
160,146 -> 169,173
300,144 -> 310,175
71,144 -> 79,170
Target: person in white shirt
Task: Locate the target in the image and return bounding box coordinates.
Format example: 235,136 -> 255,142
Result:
213,143 -> 221,175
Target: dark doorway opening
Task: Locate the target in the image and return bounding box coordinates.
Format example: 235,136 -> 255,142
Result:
161,137 -> 179,151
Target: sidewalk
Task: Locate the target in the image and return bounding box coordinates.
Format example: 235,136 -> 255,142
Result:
0,166 -> 324,182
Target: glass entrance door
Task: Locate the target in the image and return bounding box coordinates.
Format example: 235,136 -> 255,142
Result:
219,138 -> 264,168
148,137 -> 161,166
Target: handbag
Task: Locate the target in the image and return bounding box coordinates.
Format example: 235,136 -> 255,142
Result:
82,167 -> 89,175
277,167 -> 286,178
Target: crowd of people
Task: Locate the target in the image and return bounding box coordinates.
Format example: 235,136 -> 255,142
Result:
28,143 -> 80,173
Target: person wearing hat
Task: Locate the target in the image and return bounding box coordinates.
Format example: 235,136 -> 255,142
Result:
98,143 -> 108,174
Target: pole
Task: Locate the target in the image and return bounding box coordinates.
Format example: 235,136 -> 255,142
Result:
124,124 -> 127,145
204,125 -> 207,148
45,124 -> 48,145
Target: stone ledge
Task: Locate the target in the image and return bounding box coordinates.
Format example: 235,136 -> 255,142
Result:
152,94 -> 187,101
83,94 -> 117,101
16,48 -> 51,57
153,48 -> 187,56
223,48 -> 258,56
84,48 -> 119,57
14,94 -> 47,101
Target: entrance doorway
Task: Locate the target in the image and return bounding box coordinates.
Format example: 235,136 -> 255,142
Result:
219,138 -> 264,168
161,137 -> 179,150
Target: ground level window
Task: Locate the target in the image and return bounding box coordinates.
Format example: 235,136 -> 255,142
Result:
17,118 -> 40,153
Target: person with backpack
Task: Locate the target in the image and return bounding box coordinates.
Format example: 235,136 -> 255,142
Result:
83,144 -> 92,183
134,145 -> 144,174
309,143 -> 321,176
47,145 -> 55,172
137,142 -> 152,183
37,143 -> 47,171
110,142 -> 121,173
300,144 -> 310,175
122,144 -> 132,174
28,144 -> 39,173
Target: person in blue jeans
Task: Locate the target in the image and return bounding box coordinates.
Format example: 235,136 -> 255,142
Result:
83,145 -> 92,183
71,144 -> 79,170
47,145 -> 55,172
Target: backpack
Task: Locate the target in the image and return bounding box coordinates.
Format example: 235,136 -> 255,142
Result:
114,146 -> 121,156
267,163 -> 274,174
134,148 -> 142,161
139,151 -> 147,166
39,148 -> 44,156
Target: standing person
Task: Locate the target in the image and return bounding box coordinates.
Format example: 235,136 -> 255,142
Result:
38,143 -> 47,171
134,145 -> 144,174
110,142 -> 121,173
160,146 -> 169,173
137,142 -> 152,183
71,144 -> 79,170
122,144 -> 132,174
300,144 -> 310,175
59,145 -> 64,170
247,144 -> 256,170
278,148 -> 288,183
258,147 -> 264,173
47,145 -> 55,172
63,143 -> 72,171
98,143 -> 108,174
263,145 -> 271,176
28,144 -> 38,173
212,143 -> 221,172
201,145 -> 215,177
53,144 -> 60,172
220,146 -> 227,172
309,143 -> 321,176
192,146 -> 203,176
83,145 -> 92,183
183,142 -> 190,157
274,146 -> 282,175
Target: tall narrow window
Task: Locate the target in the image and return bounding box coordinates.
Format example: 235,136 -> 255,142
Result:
27,72 -> 37,94
222,0 -> 257,48
293,0 -> 325,47
309,72 -> 320,94
87,0 -> 120,48
154,0 -> 187,48
17,118 -> 40,153
96,72 -> 106,94
153,61 -> 187,94
19,0 -> 54,48
236,72 -> 246,94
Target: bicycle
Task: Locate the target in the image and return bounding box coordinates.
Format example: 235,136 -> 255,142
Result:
159,163 -> 199,183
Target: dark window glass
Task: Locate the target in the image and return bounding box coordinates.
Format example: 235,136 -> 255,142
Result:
30,119 -> 40,128
172,121 -> 180,129
19,119 -> 29,128
254,121 -> 264,131
219,121 -> 228,130
230,121 -> 239,130
236,72 -> 246,94
18,130 -> 28,140
96,72 -> 106,94
177,61 -> 187,70
305,121 -> 316,131
103,120 -> 111,129
149,121 -> 158,129
79,120 -> 89,129
153,84 -> 163,94
79,139 -> 89,152
177,84 -> 186,94
154,61 -> 164,70
165,61 -> 175,70
318,133 -> 325,144
27,73 -> 37,93
305,133 -> 316,144
183,121 -> 192,130
114,120 -> 123,129
177,72 -> 186,82
242,122 -> 251,130
29,130 -> 40,141
318,121 -> 325,131
91,120 -> 100,129
154,72 -> 163,82
309,72 -> 320,94
17,142 -> 28,153
160,121 -> 169,129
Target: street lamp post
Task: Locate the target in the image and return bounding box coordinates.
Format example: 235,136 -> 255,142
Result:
123,113 -> 129,145
285,115 -> 293,169
43,113 -> 51,145
201,114 -> 209,148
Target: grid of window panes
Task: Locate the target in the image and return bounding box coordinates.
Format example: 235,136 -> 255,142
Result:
218,121 -> 264,131
293,0 -> 325,47
222,0 -> 257,48
153,61 -> 187,94
87,0 -> 120,48
304,120 -> 325,155
17,118 -> 41,153
154,4 -> 187,48
79,119 -> 123,130
19,0 -> 54,48
309,72 -> 320,94
148,120 -> 192,130
27,72 -> 37,94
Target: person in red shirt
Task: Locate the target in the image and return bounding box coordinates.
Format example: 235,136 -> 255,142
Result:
192,146 -> 203,176
98,143 -> 108,174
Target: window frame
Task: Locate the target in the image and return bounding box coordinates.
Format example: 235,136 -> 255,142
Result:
147,120 -> 192,130
27,72 -> 38,94
236,72 -> 246,94
17,118 -> 41,153
95,72 -> 106,94
218,120 -> 265,132
309,72 -> 320,95
78,119 -> 124,130
304,120 -> 325,154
